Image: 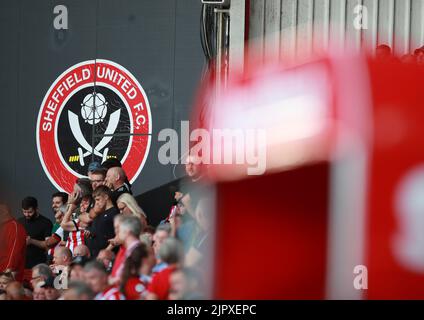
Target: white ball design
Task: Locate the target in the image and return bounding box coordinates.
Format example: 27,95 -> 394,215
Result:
80,92 -> 108,125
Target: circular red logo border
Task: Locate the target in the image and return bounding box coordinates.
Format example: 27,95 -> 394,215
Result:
36,60 -> 152,192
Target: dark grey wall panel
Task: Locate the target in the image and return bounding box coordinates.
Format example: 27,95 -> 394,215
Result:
0,1 -> 19,209
96,0 -> 177,197
13,0 -> 97,218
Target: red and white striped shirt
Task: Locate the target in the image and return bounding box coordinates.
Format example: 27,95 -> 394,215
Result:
66,219 -> 85,254
95,286 -> 125,300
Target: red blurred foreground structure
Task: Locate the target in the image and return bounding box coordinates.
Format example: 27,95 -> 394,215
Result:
197,53 -> 424,299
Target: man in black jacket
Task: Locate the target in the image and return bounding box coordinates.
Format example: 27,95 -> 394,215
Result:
85,186 -> 119,258
18,197 -> 53,269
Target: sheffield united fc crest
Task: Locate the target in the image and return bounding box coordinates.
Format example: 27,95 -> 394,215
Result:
36,59 -> 152,192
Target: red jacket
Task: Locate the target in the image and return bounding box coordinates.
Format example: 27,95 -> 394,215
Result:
0,217 -> 27,282
110,246 -> 126,279
147,265 -> 177,300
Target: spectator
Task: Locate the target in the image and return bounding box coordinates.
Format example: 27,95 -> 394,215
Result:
140,233 -> 153,247
102,158 -> 132,192
68,178 -> 93,221
84,261 -> 125,300
31,264 -> 53,290
74,245 -> 91,258
33,285 -> 47,300
50,192 -> 68,240
0,203 -> 27,282
18,197 -> 53,271
173,154 -> 208,253
186,154 -> 204,180
119,244 -> 150,300
86,186 -> 120,258
51,192 -> 68,219
69,256 -> 89,282
186,198 -> 212,269
169,267 -> 204,300
45,204 -> 68,264
51,247 -> 72,287
117,193 -> 147,226
63,178 -> 92,220
61,191 -> 91,255
179,154 -> 206,214
110,215 -> 143,283
105,167 -> 132,205
75,178 -> 94,200
414,46 -> 424,65
23,284 -> 33,300
28,203 -> 68,265
140,225 -> 155,247
376,44 -> 393,60
146,237 -> 184,300
140,245 -> 156,285
50,191 -> 69,229
152,224 -> 171,274
88,165 -> 107,191
6,281 -> 27,300
40,277 -> 60,300
62,281 -> 95,300
144,225 -> 156,235
169,212 -> 183,236
87,162 -> 101,179
0,271 -> 14,290
52,247 -> 72,269
105,214 -> 124,252
97,249 -> 115,272
170,211 -> 195,253
164,192 -> 181,226
78,195 -> 92,216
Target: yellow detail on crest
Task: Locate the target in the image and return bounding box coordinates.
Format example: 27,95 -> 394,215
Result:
68,155 -> 80,162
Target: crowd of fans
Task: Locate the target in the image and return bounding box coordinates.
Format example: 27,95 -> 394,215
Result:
0,156 -> 211,300
1,44 -> 421,301
376,44 -> 424,65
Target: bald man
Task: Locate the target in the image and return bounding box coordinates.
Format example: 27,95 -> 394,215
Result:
73,244 -> 91,258
51,247 -> 72,288
105,167 -> 132,206
0,203 -> 27,282
52,247 -> 72,268
96,249 -> 115,271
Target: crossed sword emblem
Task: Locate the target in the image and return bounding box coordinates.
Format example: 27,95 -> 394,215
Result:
68,109 -> 121,167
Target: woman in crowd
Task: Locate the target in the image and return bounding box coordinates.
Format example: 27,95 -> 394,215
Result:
0,271 -> 14,291
119,243 -> 153,300
116,193 -> 148,227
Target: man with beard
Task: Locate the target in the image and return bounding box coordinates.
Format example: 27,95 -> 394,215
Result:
18,197 -> 52,273
27,192 -> 69,264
